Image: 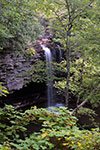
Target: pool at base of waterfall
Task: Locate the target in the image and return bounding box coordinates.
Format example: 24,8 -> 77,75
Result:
47,103 -> 65,114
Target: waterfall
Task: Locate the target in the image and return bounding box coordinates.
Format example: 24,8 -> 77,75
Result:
41,45 -> 53,107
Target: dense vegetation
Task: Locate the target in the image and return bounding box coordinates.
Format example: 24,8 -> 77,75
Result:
0,0 -> 44,51
0,105 -> 100,150
0,0 -> 100,149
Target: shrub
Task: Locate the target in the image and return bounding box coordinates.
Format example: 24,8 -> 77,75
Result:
0,105 -> 100,150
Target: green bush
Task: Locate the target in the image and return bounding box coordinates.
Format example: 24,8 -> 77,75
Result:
76,107 -> 99,129
0,105 -> 100,150
0,83 -> 9,96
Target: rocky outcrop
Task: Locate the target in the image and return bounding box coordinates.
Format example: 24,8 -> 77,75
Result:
0,34 -> 62,93
0,49 -> 43,92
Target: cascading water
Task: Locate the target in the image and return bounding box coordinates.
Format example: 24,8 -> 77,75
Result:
41,45 -> 53,107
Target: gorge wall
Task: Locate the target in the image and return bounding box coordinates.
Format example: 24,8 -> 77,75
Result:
0,47 -> 44,92
0,36 -> 63,108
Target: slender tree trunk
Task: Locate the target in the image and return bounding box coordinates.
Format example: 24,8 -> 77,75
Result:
65,0 -> 72,107
65,41 -> 71,107
64,0 -> 94,107
76,59 -> 84,112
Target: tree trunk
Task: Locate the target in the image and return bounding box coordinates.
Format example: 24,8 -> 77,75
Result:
65,43 -> 71,107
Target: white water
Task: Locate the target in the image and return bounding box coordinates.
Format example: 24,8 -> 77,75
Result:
41,45 -> 53,107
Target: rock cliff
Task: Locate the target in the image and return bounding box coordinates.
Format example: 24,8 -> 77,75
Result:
0,48 -> 43,92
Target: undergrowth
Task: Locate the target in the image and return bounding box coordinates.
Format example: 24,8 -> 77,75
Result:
0,105 -> 100,150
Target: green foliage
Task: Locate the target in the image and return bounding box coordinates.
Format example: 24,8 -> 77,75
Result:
35,0 -> 100,107
12,133 -> 54,150
20,60 -> 46,83
54,57 -> 100,107
0,0 -> 99,108
0,0 -> 100,148
76,107 -> 98,129
72,59 -> 100,106
0,105 -> 28,144
0,105 -> 100,150
31,61 -> 47,83
0,0 -> 44,51
31,60 -> 47,83
26,47 -> 36,56
0,83 -> 9,96
0,145 -> 11,150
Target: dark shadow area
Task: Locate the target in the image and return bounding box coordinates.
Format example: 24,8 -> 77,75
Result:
0,82 -> 47,109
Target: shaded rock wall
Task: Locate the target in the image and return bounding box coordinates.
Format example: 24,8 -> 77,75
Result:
0,50 -> 43,92
2,82 -> 47,109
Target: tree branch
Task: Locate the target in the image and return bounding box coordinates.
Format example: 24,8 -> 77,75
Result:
71,99 -> 88,114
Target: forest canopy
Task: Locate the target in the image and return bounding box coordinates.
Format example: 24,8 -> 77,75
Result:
0,0 -> 44,51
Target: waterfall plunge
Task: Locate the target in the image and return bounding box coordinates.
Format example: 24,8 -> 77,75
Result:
41,45 -> 53,107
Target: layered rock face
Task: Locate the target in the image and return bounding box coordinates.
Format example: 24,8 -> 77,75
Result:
0,38 -> 63,108
0,34 -> 61,93
0,49 -> 43,92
